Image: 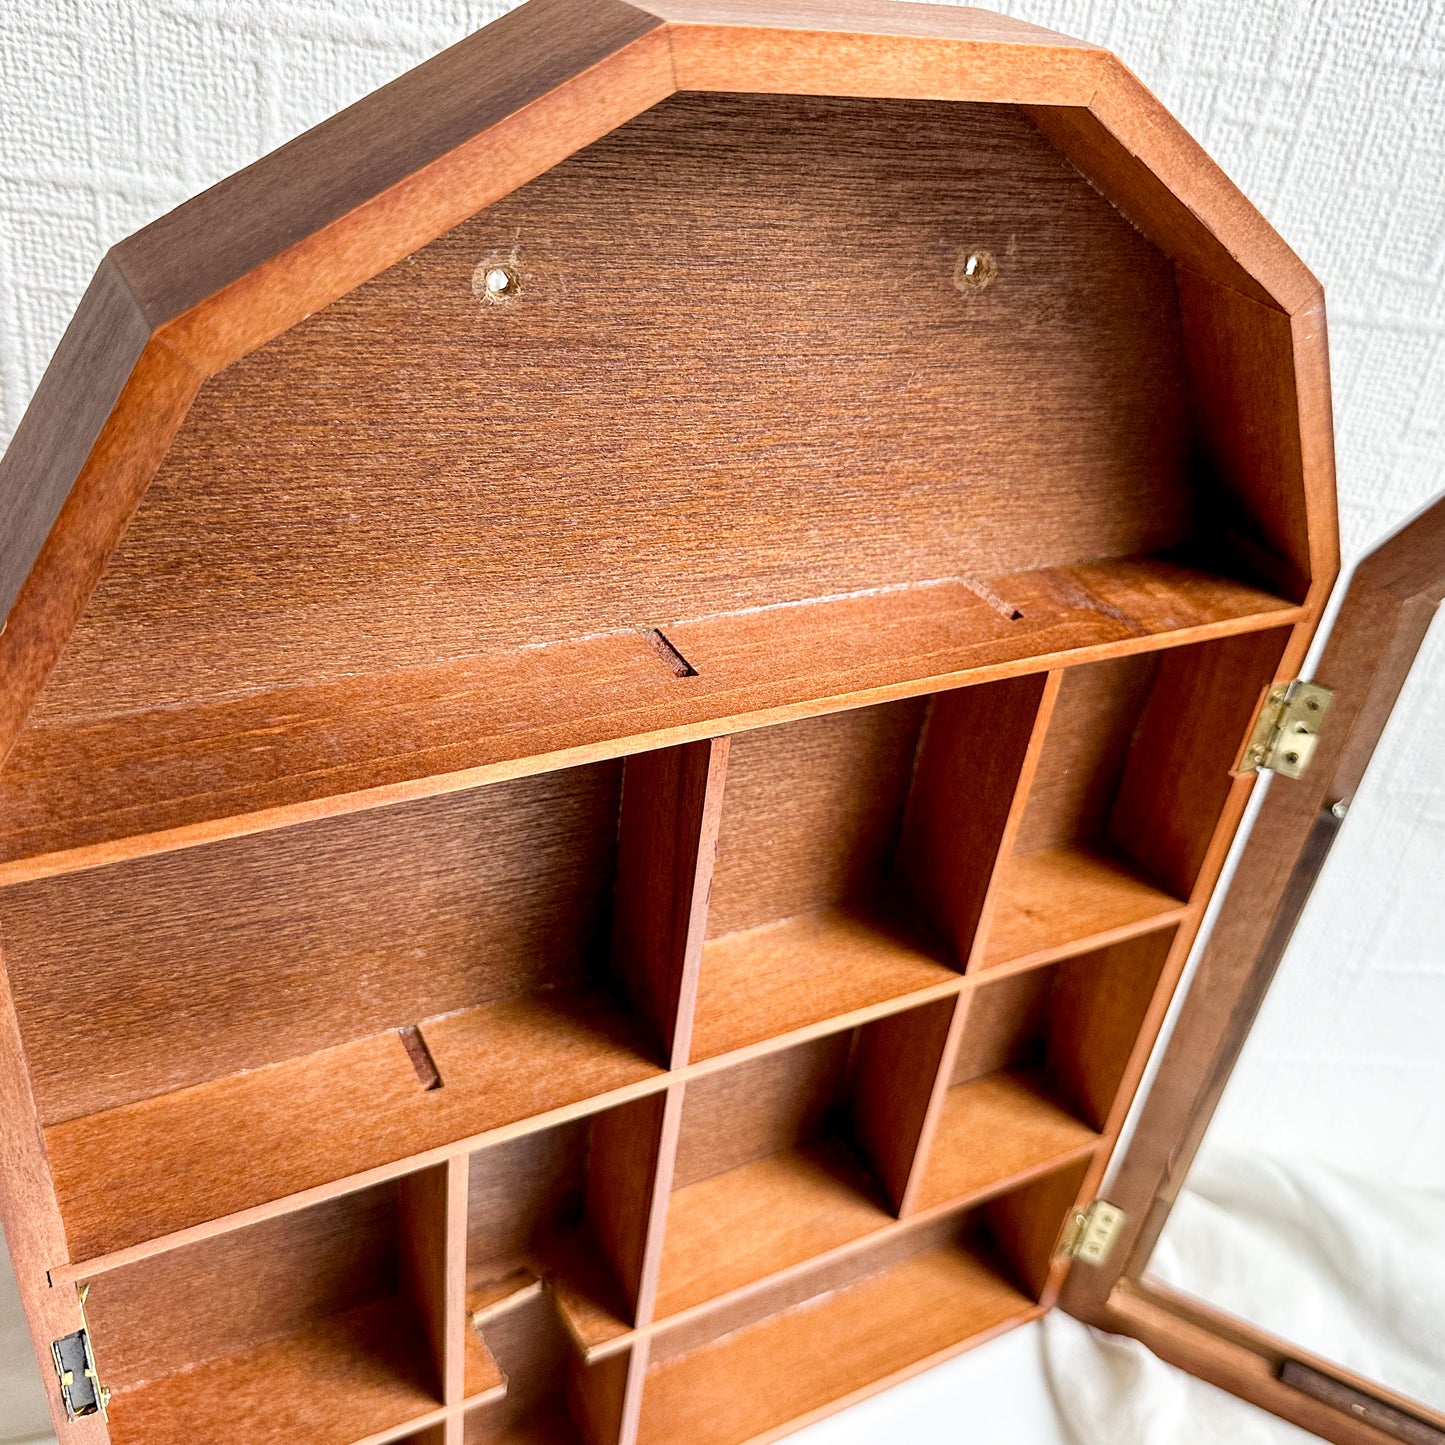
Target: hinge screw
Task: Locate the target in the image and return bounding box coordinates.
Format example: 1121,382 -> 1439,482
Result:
1331,799 -> 1349,819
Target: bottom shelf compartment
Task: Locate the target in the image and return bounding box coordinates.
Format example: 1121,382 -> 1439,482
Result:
638,1164 -> 1087,1445
463,1288 -> 629,1445
85,1170 -> 477,1445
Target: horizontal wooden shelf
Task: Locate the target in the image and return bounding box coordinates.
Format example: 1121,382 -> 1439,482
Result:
49,986 -> 663,1264
638,1240 -> 1037,1445
913,1068 -> 1100,1214
980,843 -> 1188,972
690,907 -> 959,1061
654,1138 -> 895,1323
0,556 -> 1297,882
106,1296 -> 478,1445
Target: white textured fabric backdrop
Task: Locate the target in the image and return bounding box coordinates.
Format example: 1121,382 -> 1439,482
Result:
1,1 -> 1442,1442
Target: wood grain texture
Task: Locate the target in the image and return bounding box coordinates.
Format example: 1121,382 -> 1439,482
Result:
0,559 -> 1299,880
0,761 -> 624,1125
587,1093 -> 670,1318
0,952 -> 103,1438
1108,627 -> 1290,899
50,988 -> 662,1263
638,1239 -> 1034,1445
981,1157 -> 1090,1303
691,907 -> 957,1062
612,740 -> 727,1067
83,1182 -> 401,1391
398,1163 -> 463,1403
672,1033 -> 853,1191
655,1140 -> 893,1321
103,1297 -> 445,1445
914,1071 -> 1099,1213
895,675 -> 1049,962
705,700 -> 928,939
849,997 -> 957,1211
1067,496 -> 1442,1336
34,95 -> 1192,731
1012,654 -> 1158,856
980,844 -> 1186,972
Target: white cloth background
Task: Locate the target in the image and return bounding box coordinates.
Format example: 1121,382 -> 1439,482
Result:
2,1 -> 1443,1442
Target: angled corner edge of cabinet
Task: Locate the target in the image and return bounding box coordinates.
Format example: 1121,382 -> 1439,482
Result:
1058,489 -> 1445,1445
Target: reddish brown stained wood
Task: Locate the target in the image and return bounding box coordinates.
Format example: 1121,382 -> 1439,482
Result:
895,674 -> 1049,963
0,560 -> 1299,882
588,1093 -> 670,1318
48,989 -> 663,1262
1,763 -> 626,1125
638,1238 -> 1036,1445
398,1162 -> 467,1404
849,996 -> 957,1212
689,909 -> 956,1063
0,950 -> 111,1441
1109,627 -> 1291,900
612,739 -> 727,1067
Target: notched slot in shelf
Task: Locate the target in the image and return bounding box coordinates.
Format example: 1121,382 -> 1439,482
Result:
643,627 -> 699,678
398,1025 -> 443,1091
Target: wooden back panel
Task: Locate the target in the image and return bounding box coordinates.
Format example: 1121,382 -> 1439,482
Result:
29,93 -> 1191,729
706,701 -> 927,938
0,761 -> 623,1124
82,1183 -> 399,1391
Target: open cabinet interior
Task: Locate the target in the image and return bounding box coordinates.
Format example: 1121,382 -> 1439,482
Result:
0,10 -> 1337,1444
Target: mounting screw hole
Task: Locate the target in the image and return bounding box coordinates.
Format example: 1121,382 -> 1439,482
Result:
954,248 -> 998,293
473,262 -> 520,304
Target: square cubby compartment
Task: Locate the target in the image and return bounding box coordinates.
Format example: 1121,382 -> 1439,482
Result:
466,1094 -> 669,1360
640,1162 -> 1090,1445
79,1168 -> 479,1445
12,757 -> 686,1260
691,678 -> 1049,1061
979,630 -> 1288,972
655,1005 -> 954,1323
460,1290 -> 633,1445
915,931 -> 1175,1212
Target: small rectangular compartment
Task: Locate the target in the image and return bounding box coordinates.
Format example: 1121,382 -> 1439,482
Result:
915,931 -> 1175,1212
466,1095 -> 669,1358
655,1004 -> 955,1323
461,1291 -> 633,1445
690,677 -> 1048,1061
980,630 -> 1289,971
639,1164 -> 1088,1445
7,756 -> 697,1261
81,1167 -> 488,1445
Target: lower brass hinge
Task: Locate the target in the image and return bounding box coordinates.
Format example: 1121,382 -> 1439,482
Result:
1242,680 -> 1334,780
51,1284 -> 109,1422
1058,1200 -> 1126,1266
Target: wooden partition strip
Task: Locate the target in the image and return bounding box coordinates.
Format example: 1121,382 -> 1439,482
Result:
631,1086 -> 686,1329
617,1336 -> 653,1445
963,670 -> 1064,971
588,1092 -> 676,1323
849,996 -> 959,1214
612,737 -> 728,1068
397,1156 -> 469,1405
896,672 -> 1054,967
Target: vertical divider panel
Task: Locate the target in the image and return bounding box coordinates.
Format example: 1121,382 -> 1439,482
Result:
1107,628 -> 1290,900
632,1086 -> 686,1328
849,995 -> 959,1215
612,737 -> 730,1068
397,1154 -> 470,1407
570,1346 -> 636,1445
895,673 -> 1059,969
588,1092 -> 675,1324
616,1337 -> 653,1445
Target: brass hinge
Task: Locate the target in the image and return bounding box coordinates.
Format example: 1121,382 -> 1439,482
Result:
1242,680 -> 1334,780
1058,1199 -> 1127,1266
51,1284 -> 109,1423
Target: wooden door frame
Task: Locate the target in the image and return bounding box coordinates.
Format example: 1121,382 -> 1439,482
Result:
1060,491 -> 1445,1445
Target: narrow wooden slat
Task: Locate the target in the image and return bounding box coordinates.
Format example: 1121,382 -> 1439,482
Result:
612,740 -> 728,1067
895,673 -> 1050,963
